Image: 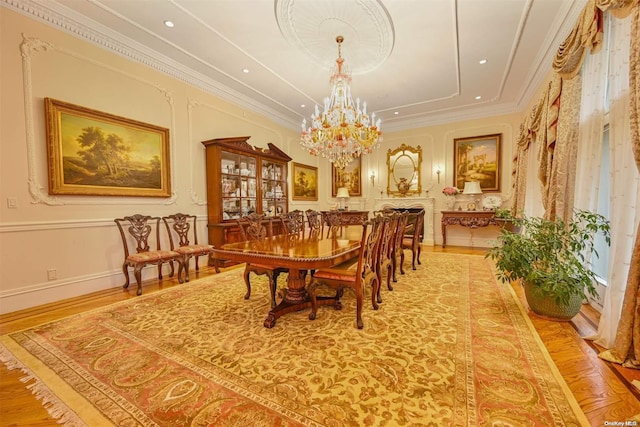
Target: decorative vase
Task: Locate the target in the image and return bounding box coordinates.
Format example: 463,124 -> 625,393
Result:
444,195 -> 456,210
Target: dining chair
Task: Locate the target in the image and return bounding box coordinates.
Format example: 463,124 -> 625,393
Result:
114,214 -> 183,296
237,213 -> 283,308
305,209 -> 322,236
308,216 -> 383,329
162,213 -> 213,283
323,210 -> 343,237
281,209 -> 305,235
375,213 -> 398,303
402,209 -> 425,270
391,210 -> 410,282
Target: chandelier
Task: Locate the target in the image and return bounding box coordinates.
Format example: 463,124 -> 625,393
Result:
300,36 -> 383,169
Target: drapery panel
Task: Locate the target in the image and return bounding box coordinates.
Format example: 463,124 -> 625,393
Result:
597,0 -> 640,367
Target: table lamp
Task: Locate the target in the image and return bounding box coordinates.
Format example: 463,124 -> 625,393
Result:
336,187 -> 350,211
462,181 -> 482,210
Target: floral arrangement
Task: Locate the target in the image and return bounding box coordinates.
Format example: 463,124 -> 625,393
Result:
442,186 -> 460,196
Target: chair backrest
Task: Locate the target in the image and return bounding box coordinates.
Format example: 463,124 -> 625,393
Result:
281,209 -> 305,235
305,209 -> 322,231
324,210 -> 343,237
237,213 -> 270,241
379,212 -> 399,262
410,209 -> 426,244
358,216 -> 384,279
393,210 -> 410,253
114,214 -> 164,258
162,213 -> 199,250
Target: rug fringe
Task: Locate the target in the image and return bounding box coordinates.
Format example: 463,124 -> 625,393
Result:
1,343 -> 87,427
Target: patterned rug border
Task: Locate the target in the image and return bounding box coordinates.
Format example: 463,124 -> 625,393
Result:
0,254 -> 591,426
493,266 -> 590,426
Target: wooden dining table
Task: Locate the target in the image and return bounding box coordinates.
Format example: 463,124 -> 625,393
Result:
210,226 -> 363,328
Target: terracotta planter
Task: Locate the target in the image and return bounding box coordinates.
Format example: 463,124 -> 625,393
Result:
523,281 -> 583,321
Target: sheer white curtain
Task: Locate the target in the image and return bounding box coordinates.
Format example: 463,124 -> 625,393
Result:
593,13 -> 640,349
574,20 -> 607,213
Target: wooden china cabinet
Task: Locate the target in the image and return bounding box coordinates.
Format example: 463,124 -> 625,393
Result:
202,136 -> 292,262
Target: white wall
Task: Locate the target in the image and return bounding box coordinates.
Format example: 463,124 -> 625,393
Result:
0,7 -> 522,314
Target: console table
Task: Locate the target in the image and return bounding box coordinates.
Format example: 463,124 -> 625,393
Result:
441,210 -> 497,247
321,210 -> 369,226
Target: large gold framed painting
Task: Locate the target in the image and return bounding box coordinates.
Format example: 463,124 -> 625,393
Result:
45,98 -> 171,197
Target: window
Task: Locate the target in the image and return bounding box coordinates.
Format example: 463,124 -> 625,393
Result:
592,123 -> 610,282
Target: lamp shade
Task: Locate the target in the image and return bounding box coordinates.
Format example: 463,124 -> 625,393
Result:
462,181 -> 482,195
336,187 -> 350,198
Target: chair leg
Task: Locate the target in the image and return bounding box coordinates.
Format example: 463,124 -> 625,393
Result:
417,245 -> 422,265
268,272 -> 279,309
370,278 -> 379,311
391,255 -> 398,283
375,272 -> 383,304
158,262 -> 164,280
412,248 -> 418,270
355,286 -> 364,329
122,264 -> 131,289
182,256 -> 190,283
400,250 -> 406,275
244,268 -> 252,300
308,281 -> 319,320
134,265 -> 144,296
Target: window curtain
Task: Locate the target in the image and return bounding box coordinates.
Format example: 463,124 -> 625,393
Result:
573,33 -> 606,214
596,2 -> 640,366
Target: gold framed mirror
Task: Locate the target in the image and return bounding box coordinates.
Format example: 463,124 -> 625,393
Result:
387,144 -> 422,196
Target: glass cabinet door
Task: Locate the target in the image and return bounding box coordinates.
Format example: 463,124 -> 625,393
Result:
261,160 -> 287,216
220,151 -> 257,220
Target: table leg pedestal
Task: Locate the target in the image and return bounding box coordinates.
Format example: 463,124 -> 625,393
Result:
263,269 -> 335,328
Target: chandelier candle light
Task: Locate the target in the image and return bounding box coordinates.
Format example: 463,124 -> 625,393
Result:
300,36 -> 383,170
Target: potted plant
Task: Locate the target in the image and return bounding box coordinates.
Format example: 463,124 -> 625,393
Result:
486,210 -> 610,320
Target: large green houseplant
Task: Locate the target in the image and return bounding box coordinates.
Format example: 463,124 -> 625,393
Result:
486,209 -> 610,320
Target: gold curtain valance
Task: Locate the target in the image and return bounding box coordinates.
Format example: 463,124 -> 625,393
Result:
596,0 -> 636,18
552,0 -> 604,79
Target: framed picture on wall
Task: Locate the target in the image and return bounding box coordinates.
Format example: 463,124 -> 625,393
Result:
453,133 -> 501,192
292,162 -> 318,201
331,157 -> 362,197
44,98 -> 172,197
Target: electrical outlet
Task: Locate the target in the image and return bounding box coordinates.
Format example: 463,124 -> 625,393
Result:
7,197 -> 17,209
47,269 -> 57,281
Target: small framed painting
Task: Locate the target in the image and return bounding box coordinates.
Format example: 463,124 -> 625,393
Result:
453,133 -> 501,192
292,162 -> 318,201
331,157 -> 362,197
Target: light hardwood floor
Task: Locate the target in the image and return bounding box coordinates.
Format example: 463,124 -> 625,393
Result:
1,246 -> 639,426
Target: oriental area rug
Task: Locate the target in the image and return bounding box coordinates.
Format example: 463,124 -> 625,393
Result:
0,253 -> 588,426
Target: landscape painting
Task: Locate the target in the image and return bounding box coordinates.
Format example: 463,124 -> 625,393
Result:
292,162 -> 318,201
453,133 -> 501,192
45,98 -> 171,197
331,157 -> 362,197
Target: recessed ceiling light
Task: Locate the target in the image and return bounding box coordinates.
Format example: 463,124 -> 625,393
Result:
475,96 -> 482,100
242,68 -> 249,74
394,111 -> 399,115
164,20 -> 174,28
479,59 -> 487,64
300,104 -> 306,108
